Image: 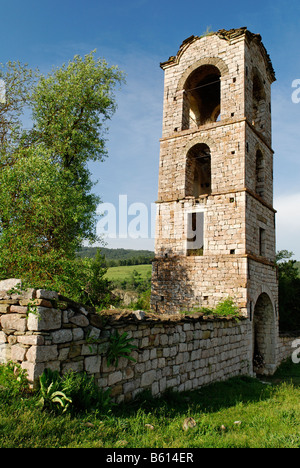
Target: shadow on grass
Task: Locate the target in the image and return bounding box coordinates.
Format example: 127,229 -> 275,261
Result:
114,359 -> 300,419
263,358 -> 300,386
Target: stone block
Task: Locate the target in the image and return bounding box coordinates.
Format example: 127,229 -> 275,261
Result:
85,355 -> 101,374
124,367 -> 134,379
36,289 -> 58,301
123,380 -> 138,394
87,327 -> 101,340
51,329 -> 73,344
58,347 -> 69,361
0,279 -> 22,291
68,344 -> 81,358
108,370 -> 123,386
10,305 -> 28,314
17,334 -> 44,346
141,370 -> 156,387
19,298 -> 52,308
0,304 -> 11,314
81,343 -> 97,355
21,361 -> 44,382
62,360 -> 84,374
27,308 -> 61,331
69,314 -> 89,327
72,328 -> 84,341
0,314 -> 27,332
26,345 -> 58,363
0,331 -> 7,344
11,344 -> 27,362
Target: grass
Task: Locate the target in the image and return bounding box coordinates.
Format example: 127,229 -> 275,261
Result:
1,359 -> 300,448
105,264 -> 152,282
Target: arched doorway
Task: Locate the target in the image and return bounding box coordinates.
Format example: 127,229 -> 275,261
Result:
253,293 -> 276,375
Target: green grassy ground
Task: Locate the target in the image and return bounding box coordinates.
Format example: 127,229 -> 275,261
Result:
105,264 -> 152,282
1,359 -> 300,448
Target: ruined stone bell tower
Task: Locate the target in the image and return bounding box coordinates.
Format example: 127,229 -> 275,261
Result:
151,28 -> 279,373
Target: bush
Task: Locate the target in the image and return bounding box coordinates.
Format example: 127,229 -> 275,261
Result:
0,362 -> 30,403
214,297 -> 240,317
181,297 -> 240,318
63,250 -> 114,308
36,368 -> 112,415
2,248 -> 115,310
276,250 -> 300,331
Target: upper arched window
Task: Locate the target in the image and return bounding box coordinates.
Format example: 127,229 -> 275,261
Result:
182,65 -> 221,130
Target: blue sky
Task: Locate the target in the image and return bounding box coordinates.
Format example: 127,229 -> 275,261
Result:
1,0 -> 300,257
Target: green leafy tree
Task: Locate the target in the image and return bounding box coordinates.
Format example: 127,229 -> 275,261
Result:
27,51 -> 123,174
68,250 -> 113,308
0,147 -> 99,287
276,250 -> 300,331
0,61 -> 37,156
0,52 -> 124,295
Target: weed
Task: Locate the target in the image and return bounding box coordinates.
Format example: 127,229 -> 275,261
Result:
37,369 -> 71,413
35,368 -> 112,415
180,297 -> 240,318
107,330 -> 137,368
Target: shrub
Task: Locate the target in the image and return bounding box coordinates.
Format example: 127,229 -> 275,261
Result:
106,331 -> 137,368
0,362 -> 29,402
36,368 -> 112,415
181,297 -> 240,318
214,297 -> 240,317
61,371 -> 112,414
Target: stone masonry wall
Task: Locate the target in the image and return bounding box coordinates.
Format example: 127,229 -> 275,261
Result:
0,286 -> 298,399
0,286 -> 255,401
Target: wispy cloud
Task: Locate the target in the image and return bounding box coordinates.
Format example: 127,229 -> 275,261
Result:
93,49 -> 163,205
275,192 -> 300,259
272,82 -> 300,198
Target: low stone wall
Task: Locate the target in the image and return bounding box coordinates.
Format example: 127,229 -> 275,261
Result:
277,332 -> 300,364
0,287 -> 253,401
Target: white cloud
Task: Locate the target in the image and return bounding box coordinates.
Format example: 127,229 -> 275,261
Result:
275,193 -> 300,259
93,48 -> 163,206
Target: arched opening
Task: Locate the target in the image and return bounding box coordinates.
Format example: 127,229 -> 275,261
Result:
255,149 -> 265,199
183,65 -> 221,129
252,71 -> 266,130
185,143 -> 211,197
253,293 -> 276,375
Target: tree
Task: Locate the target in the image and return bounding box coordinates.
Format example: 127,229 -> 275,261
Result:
0,147 -> 97,287
276,250 -> 300,331
28,51 -> 124,175
0,61 -> 37,160
0,52 -> 124,295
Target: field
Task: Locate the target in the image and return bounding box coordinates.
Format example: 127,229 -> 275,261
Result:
105,264 -> 152,282
1,359 -> 300,448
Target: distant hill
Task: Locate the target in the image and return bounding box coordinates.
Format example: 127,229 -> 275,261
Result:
77,247 -> 154,266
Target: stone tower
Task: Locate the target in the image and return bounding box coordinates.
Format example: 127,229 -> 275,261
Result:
151,28 -> 279,374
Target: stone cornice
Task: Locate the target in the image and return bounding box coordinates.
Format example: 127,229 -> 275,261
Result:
160,27 -> 276,83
